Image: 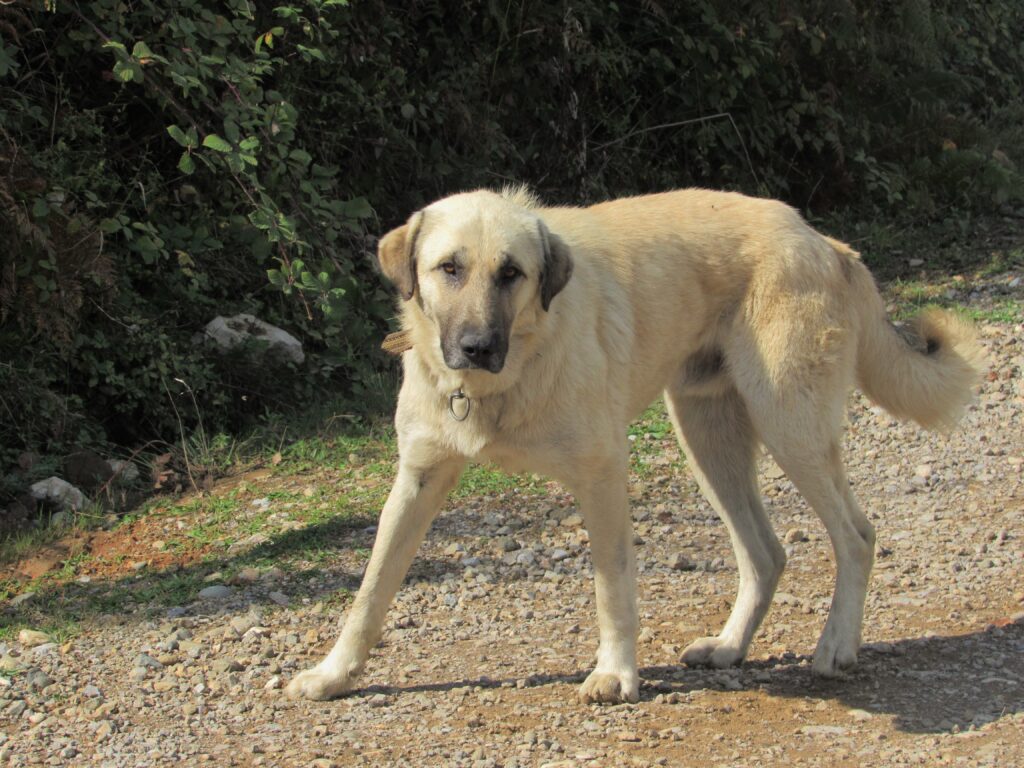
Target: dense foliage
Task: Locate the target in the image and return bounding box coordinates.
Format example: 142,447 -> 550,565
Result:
1,0 -> 1022,500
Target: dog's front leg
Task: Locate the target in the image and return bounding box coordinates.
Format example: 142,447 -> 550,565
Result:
286,454 -> 464,701
575,459 -> 640,704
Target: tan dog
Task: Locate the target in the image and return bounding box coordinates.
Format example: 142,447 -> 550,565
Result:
287,188 -> 982,703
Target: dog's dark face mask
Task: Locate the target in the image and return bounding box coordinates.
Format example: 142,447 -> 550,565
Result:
376,193 -> 573,376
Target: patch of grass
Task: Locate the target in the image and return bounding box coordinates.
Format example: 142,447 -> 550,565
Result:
886,275 -> 1022,323
0,499 -> 109,566
125,572 -> 210,607
962,299 -> 1023,324
629,401 -> 674,444
0,612 -> 80,644
975,247 -> 1024,279
454,464 -> 544,499
628,400 -> 684,478
276,422 -> 397,474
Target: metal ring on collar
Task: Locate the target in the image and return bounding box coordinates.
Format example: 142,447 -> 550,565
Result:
448,387 -> 471,421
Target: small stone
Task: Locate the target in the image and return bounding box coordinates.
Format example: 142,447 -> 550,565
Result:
135,653 -> 163,669
260,567 -> 285,582
227,533 -> 270,556
784,529 -> 807,544
914,464 -> 933,480
198,585 -> 233,600
82,684 -> 102,699
107,459 -> 140,483
497,537 -> 520,552
17,629 -> 52,647
617,731 -> 642,742
560,514 -> 583,528
268,591 -> 289,606
230,614 -> 259,636
799,725 -> 848,736
849,708 -> 873,722
212,659 -> 244,674
27,670 -> 54,690
550,548 -> 571,562
668,552 -> 695,571
264,675 -> 282,690
95,720 -> 115,742
515,550 -> 536,566
230,567 -> 262,584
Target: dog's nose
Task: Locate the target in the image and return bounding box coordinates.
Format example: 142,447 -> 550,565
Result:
459,331 -> 497,365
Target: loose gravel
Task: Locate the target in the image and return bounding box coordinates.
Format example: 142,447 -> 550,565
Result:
2,273 -> 1022,767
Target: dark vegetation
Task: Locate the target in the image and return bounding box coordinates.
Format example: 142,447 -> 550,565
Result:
1,0 -> 1022,517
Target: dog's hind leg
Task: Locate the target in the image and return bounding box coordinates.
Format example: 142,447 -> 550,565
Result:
286,453 -> 465,700
733,348 -> 874,677
754,426 -> 874,677
665,384 -> 787,668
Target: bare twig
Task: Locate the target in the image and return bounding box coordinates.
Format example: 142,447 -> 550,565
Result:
594,112 -> 764,193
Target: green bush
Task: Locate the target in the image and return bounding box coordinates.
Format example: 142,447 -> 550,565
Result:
0,0 -> 1021,502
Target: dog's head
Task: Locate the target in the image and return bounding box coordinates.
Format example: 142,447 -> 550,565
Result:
377,189 -> 572,375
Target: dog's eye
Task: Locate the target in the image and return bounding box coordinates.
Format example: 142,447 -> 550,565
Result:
440,262 -> 457,276
500,265 -> 521,281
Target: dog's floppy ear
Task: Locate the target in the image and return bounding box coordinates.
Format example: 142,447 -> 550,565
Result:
377,210 -> 424,301
538,220 -> 573,311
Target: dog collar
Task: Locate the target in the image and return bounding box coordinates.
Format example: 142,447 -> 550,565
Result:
383,332 -> 471,422
381,330 -> 413,355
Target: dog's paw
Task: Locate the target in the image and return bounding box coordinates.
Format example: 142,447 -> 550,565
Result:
680,636 -> 746,668
285,666 -> 355,701
578,669 -> 639,704
812,634 -> 859,678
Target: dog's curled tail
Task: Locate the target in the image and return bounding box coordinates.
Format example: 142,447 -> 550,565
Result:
852,264 -> 985,432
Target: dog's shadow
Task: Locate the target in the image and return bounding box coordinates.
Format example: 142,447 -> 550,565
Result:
350,620 -> 1023,736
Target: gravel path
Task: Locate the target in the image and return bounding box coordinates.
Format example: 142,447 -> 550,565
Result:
2,272 -> 1022,767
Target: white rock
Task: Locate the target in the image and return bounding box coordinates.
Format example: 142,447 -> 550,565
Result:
204,313 -> 304,364
29,477 -> 87,511
107,459 -> 140,483
198,585 -> 233,600
18,629 -> 52,647
784,528 -> 807,544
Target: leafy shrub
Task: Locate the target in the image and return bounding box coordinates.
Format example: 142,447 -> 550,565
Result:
0,0 -> 1021,504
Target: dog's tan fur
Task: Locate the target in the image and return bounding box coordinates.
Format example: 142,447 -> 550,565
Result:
287,188 -> 983,703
